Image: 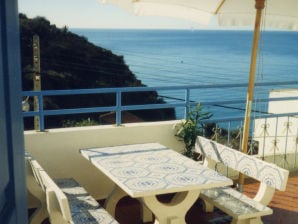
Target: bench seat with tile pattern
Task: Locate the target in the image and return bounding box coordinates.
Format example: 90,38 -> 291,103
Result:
26,156 -> 118,224
195,136 -> 289,224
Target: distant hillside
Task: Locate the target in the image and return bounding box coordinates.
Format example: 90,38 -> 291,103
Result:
19,14 -> 175,129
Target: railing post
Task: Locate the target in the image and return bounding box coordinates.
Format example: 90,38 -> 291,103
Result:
280,116 -> 290,168
260,117 -> 268,159
227,121 -> 231,145
116,90 -> 122,126
184,89 -> 190,118
273,117 -> 279,164
38,94 -> 45,131
33,35 -> 41,131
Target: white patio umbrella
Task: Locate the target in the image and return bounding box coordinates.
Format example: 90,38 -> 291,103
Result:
99,0 -> 298,184
101,0 -> 298,29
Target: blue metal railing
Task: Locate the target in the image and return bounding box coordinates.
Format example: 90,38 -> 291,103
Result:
22,81 -> 298,131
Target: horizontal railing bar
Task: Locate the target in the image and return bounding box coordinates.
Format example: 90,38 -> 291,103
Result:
206,112 -> 298,123
22,111 -> 39,117
41,106 -> 117,116
121,102 -> 187,111
23,103 -> 187,117
121,81 -> 298,91
22,81 -> 298,97
23,105 -> 298,122
206,116 -> 245,123
22,88 -> 118,96
255,112 -> 298,119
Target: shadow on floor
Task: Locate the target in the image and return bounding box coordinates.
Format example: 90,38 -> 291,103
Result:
29,197 -> 298,224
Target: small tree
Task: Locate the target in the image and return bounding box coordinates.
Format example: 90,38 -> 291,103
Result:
174,103 -> 212,160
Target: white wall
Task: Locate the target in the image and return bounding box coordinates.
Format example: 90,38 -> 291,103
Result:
268,89 -> 298,114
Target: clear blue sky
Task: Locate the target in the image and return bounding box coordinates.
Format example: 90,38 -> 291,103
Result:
18,0 -> 204,29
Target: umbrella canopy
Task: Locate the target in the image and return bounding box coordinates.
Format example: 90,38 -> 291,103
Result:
100,1 -> 298,187
101,0 -> 298,30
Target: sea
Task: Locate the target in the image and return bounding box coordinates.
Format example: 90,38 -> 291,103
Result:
71,29 -> 298,120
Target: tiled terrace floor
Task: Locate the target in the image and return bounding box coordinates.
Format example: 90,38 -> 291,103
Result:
36,172 -> 298,224
111,171 -> 298,224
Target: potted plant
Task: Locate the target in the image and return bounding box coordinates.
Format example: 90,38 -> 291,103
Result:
174,103 -> 212,160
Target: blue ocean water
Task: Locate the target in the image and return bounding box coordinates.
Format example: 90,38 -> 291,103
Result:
71,29 -> 298,120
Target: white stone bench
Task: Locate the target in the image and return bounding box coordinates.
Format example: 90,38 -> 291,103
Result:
25,156 -> 118,224
195,136 -> 289,224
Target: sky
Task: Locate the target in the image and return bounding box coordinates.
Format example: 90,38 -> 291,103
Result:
18,0 -> 206,29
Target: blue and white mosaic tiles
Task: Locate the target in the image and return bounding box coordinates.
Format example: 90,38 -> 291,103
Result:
81,143 -> 232,197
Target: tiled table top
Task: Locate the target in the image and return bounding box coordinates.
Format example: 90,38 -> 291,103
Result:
80,143 -> 232,198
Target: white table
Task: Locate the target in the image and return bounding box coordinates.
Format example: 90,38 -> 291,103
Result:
80,143 -> 232,224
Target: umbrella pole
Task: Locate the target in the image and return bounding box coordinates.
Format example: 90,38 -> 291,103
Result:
238,0 -> 265,191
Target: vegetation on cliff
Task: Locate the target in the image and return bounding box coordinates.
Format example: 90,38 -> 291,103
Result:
19,14 -> 175,129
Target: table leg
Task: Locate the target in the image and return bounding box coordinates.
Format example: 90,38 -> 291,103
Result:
104,186 -> 127,217
139,200 -> 154,223
104,185 -> 154,222
142,190 -> 200,224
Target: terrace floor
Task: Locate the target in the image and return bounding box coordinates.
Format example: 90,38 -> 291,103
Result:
36,172 -> 298,224
109,171 -> 298,224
